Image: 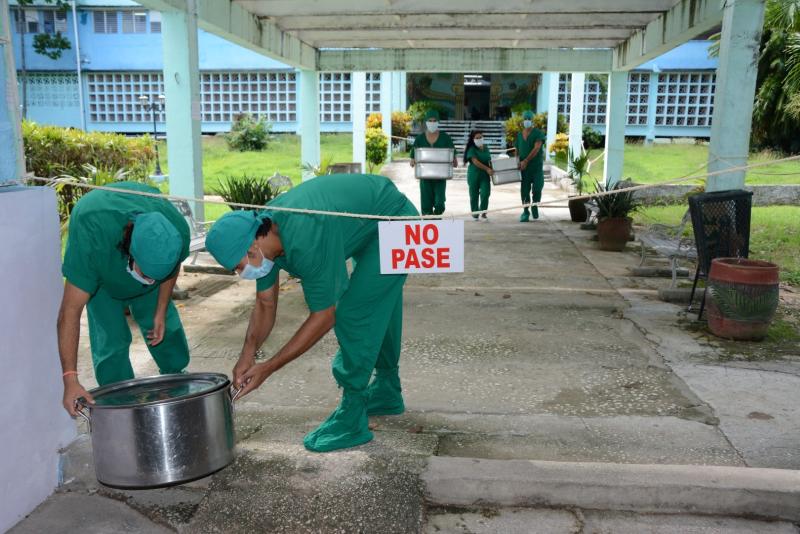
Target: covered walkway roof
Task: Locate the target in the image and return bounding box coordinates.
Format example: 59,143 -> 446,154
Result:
139,0 -> 724,72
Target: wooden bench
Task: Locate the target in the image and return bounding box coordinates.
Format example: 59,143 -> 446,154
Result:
637,209 -> 697,288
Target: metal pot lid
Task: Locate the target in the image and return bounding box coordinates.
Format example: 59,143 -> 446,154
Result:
88,373 -> 229,408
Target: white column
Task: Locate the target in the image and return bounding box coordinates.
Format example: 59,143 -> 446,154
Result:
546,72 -> 559,160
568,72 -> 585,170
603,71 -> 627,188
536,72 -> 550,113
299,69 -> 320,180
162,2 -> 203,220
706,0 -> 766,192
399,71 -> 407,111
645,68 -> 659,144
352,71 -> 367,172
380,71 -> 392,161
0,0 -> 24,183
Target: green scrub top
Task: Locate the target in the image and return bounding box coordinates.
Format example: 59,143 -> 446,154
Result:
516,128 -> 547,177
409,131 -> 455,158
466,145 -> 492,181
255,174 -> 415,312
62,182 -> 191,300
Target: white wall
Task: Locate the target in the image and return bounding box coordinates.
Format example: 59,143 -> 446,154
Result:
0,187 -> 77,531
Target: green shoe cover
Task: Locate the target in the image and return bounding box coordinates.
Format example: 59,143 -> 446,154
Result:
519,209 -> 530,222
366,369 -> 405,416
303,391 -> 373,452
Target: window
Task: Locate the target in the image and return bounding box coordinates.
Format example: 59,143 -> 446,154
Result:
15,10 -> 40,33
43,10 -> 68,34
365,72 -> 381,118
200,71 -> 297,123
122,11 -> 147,34
654,72 -> 716,127
319,72 -> 352,122
626,73 -> 650,126
94,11 -> 118,34
150,11 -> 162,33
87,72 -> 165,123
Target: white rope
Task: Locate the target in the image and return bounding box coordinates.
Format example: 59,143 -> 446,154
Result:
20,153 -> 800,221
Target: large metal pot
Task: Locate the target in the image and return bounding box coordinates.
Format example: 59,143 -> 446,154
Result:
77,373 -> 236,489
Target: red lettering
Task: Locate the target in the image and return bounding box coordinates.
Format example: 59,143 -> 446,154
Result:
391,249 -> 404,269
437,248 -> 450,268
405,248 -> 420,269
405,224 -> 421,245
422,224 -> 439,244
421,248 -> 435,268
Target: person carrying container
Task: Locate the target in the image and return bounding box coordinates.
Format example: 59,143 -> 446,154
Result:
515,110 -> 547,222
464,130 -> 494,220
409,109 -> 457,216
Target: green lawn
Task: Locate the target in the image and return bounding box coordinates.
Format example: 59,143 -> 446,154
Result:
555,144 -> 800,186
633,205 -> 800,285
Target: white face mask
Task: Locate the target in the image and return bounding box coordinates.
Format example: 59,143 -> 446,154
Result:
426,121 -> 439,133
240,248 -> 274,280
474,138 -> 484,147
523,120 -> 533,129
127,263 -> 155,285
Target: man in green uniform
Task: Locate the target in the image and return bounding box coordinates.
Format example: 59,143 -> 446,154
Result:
515,110 -> 547,222
205,174 -> 418,453
58,182 -> 191,416
409,109 -> 457,216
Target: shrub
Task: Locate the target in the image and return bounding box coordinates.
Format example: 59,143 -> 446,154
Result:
366,127 -> 389,173
407,101 -> 446,125
213,174 -> 278,210
367,112 -> 383,130
225,114 -> 271,151
391,111 -> 412,144
582,125 -> 605,149
593,179 -> 641,219
505,112 -> 567,145
548,133 -> 570,156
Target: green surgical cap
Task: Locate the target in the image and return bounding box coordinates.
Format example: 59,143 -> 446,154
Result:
424,109 -> 440,121
206,209 -> 271,270
522,110 -> 534,120
130,212 -> 182,280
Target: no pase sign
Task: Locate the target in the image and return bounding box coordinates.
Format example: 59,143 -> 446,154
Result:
378,220 -> 464,274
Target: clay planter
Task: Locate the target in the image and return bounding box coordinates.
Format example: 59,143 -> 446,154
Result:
707,258 -> 780,341
568,197 -> 587,222
596,217 -> 632,251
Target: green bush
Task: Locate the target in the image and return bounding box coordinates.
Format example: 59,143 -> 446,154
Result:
225,114 -> 271,151
582,125 -> 605,149
366,127 -> 388,173
391,111 -> 411,143
407,101 -> 446,125
367,112 -> 383,130
213,174 -> 278,210
505,112 -> 567,145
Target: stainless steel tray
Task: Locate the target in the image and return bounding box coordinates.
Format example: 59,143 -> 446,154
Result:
492,169 -> 521,185
415,162 -> 453,180
491,155 -> 519,172
414,148 -> 454,163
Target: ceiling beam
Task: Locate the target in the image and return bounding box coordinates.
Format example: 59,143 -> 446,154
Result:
136,0 -> 317,69
295,28 -> 633,42
613,0 -> 723,70
313,40 -> 623,49
318,48 -> 613,73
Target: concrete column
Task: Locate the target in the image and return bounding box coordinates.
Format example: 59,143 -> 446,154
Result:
0,0 -> 25,183
603,71 -> 627,188
645,68 -> 659,144
299,69 -> 320,180
537,72 -> 550,113
162,2 -> 203,219
568,72 -> 585,171
352,71 -> 366,172
546,72 -> 559,160
399,71 -> 407,111
380,71 -> 392,161
707,0 -> 766,192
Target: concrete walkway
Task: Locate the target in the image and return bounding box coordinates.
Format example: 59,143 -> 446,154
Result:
12,162 -> 800,533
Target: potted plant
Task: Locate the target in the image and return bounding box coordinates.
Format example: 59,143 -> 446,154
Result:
567,148 -> 591,222
593,179 -> 641,251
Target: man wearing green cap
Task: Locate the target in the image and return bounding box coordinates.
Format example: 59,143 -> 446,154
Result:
58,182 -> 191,416
515,110 -> 547,222
205,174 -> 418,453
409,109 -> 457,215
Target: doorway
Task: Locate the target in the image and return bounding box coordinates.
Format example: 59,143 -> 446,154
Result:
463,74 -> 491,120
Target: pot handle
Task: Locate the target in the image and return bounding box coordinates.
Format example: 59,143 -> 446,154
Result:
229,385 -> 243,403
74,399 -> 91,429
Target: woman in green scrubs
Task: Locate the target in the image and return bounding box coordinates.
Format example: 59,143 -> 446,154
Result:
464,130 -> 494,220
515,110 -> 547,222
409,109 -> 457,216
59,182 -> 191,416
206,174 -> 418,453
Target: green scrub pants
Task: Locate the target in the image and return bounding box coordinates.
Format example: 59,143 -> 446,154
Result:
86,286 -> 190,385
468,174 -> 491,215
521,172 -> 545,219
420,179 -> 447,215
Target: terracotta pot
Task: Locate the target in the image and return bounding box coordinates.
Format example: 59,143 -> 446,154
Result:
707,258 -> 780,341
568,197 -> 587,222
597,217 -> 632,251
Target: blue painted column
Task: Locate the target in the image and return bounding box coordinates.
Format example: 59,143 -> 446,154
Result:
352,72 -> 366,171
162,2 -> 203,219
603,71 -> 627,188
299,69 -> 320,180
645,67 -> 659,144
707,0 -> 766,192
399,72 -> 407,112
537,72 -> 551,113
568,73 -> 585,171
380,71 -> 392,161
546,72 -> 559,160
0,0 -> 24,183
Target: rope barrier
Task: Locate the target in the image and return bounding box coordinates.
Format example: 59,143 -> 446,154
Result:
18,153 -> 800,221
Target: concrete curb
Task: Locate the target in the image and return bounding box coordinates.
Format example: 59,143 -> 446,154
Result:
422,457 -> 800,522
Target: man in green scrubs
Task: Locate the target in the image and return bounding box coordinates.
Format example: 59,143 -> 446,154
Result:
58,182 -> 191,416
205,174 -> 418,453
515,110 -> 547,222
409,109 -> 457,216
